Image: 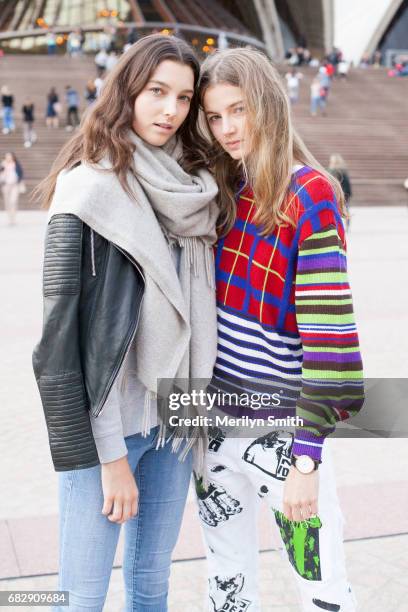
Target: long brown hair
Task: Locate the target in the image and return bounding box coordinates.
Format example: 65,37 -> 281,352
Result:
199,48 -> 345,236
34,34 -> 208,208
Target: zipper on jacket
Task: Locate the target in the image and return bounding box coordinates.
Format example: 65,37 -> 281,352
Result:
114,245 -> 145,281
91,244 -> 145,418
90,228 -> 96,276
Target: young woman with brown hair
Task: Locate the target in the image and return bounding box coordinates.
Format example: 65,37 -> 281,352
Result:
32,34 -> 218,611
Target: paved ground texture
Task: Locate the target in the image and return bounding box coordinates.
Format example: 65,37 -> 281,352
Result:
0,208 -> 408,611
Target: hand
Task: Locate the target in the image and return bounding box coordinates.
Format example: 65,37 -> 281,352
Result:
283,465 -> 319,522
101,456 -> 139,524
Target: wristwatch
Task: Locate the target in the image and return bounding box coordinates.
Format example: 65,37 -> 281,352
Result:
291,454 -> 321,474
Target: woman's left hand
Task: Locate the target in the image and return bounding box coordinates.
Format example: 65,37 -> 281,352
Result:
283,466 -> 319,521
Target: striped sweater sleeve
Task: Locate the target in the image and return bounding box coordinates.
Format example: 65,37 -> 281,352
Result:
292,222 -> 364,461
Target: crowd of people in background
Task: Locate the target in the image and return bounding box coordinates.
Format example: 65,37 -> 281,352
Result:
0,27 -> 393,227
1,81 -> 88,142
283,45 -> 396,116
0,25 -> 133,226
0,24 -> 145,147
284,48 -> 345,117
359,50 -> 383,68
388,56 -> 408,77
282,44 -> 357,224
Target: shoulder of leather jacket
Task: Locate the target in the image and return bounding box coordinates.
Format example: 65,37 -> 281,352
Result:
44,214 -> 84,296
35,213 -> 144,472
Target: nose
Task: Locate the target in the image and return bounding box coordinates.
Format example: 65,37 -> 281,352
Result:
222,117 -> 235,136
163,96 -> 177,118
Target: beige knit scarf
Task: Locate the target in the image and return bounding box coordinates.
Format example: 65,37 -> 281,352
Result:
49,130 -> 219,471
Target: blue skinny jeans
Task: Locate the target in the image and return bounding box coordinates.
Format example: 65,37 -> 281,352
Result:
2,106 -> 15,131
53,427 -> 192,611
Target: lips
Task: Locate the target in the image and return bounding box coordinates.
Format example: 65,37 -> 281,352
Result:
154,123 -> 173,130
226,140 -> 241,147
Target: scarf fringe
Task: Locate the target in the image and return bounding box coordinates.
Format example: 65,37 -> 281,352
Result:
155,421 -> 167,449
205,243 -> 215,289
141,389 -> 156,437
173,236 -> 215,289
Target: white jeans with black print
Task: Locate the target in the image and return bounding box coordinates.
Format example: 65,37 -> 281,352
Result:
196,428 -> 357,612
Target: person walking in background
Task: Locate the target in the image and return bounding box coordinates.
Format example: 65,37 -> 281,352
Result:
98,27 -> 111,52
0,152 -> 24,226
1,85 -> 15,134
327,47 -> 341,76
126,26 -> 138,49
217,31 -> 229,51
84,80 -> 97,106
46,29 -> 57,55
328,154 -> 352,230
318,65 -> 331,99
67,29 -> 83,58
285,68 -> 303,104
373,50 -> 382,68
127,26 -> 138,45
106,50 -> 119,72
46,87 -> 60,128
108,25 -> 119,53
94,72 -> 105,98
359,53 -> 371,68
338,59 -> 350,79
65,85 -> 80,131
95,48 -> 108,74
22,97 -> 36,147
310,77 -> 326,116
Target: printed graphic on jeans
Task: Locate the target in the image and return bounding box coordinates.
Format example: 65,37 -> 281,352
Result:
211,464 -> 227,473
258,485 -> 269,499
195,477 -> 242,527
274,510 -> 322,580
209,573 -> 252,611
243,432 -> 293,481
312,599 -> 340,611
208,427 -> 226,453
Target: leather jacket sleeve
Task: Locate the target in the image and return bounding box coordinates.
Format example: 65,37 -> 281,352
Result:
32,214 -> 99,471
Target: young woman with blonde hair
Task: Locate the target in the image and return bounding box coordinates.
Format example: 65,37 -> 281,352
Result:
196,48 -> 364,611
32,34 -> 218,611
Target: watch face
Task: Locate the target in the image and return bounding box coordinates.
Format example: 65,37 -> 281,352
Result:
296,455 -> 314,474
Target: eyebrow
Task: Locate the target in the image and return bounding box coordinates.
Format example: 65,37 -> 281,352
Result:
148,80 -> 194,94
205,100 -> 244,114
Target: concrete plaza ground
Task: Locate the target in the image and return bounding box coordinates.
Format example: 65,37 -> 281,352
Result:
1,207 -> 408,611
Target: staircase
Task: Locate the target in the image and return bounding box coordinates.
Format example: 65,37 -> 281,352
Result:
0,55 -> 407,209
0,54 -> 98,209
289,65 -> 408,205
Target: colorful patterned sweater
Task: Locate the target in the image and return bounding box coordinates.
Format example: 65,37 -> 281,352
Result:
211,166 -> 364,461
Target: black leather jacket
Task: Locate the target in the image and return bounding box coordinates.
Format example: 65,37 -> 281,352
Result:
32,214 -> 145,472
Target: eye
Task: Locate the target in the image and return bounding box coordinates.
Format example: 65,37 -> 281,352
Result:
208,115 -> 221,123
150,87 -> 162,95
234,106 -> 245,113
179,95 -> 192,103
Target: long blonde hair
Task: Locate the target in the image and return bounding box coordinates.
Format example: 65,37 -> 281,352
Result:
33,34 -> 208,208
199,48 -> 345,235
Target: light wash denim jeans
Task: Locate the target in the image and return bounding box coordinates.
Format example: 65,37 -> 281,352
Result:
2,106 -> 15,131
310,96 -> 326,115
53,427 -> 192,612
